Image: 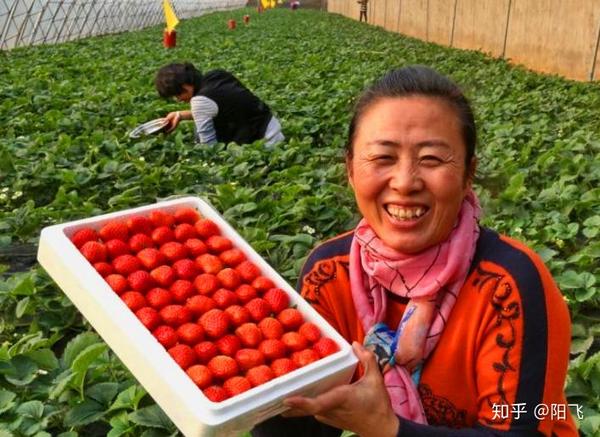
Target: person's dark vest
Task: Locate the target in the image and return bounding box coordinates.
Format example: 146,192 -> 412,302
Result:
196,70 -> 272,144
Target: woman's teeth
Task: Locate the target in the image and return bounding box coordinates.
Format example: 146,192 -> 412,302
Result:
386,205 -> 426,220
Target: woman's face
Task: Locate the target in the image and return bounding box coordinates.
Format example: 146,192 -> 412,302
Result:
347,96 -> 474,254
175,84 -> 194,102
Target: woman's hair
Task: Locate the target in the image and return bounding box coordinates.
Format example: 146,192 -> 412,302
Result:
346,65 -> 476,167
155,63 -> 203,98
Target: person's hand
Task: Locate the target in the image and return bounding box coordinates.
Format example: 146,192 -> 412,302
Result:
282,342 -> 400,437
164,111 -> 181,133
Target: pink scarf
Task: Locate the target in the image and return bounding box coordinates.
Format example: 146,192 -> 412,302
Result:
349,190 -> 481,423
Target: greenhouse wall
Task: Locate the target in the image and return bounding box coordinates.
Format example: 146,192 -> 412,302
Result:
328,0 -> 600,82
0,0 -> 247,50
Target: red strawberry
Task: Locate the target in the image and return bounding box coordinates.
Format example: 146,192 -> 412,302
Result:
235,323 -> 263,348
282,331 -> 308,352
277,308 -> 304,330
235,261 -> 260,282
313,338 -> 339,358
129,233 -> 154,253
193,273 -> 220,295
135,307 -> 161,330
121,291 -> 147,311
245,298 -> 272,322
160,241 -> 188,262
105,274 -> 128,295
146,287 -> 173,309
246,365 -> 274,387
199,309 -> 230,338
127,270 -> 155,292
71,228 -> 98,249
159,305 -> 192,327
99,221 -> 129,242
177,323 -> 205,344
184,238 -> 208,257
194,341 -> 218,364
195,218 -> 220,238
212,288 -> 238,309
186,295 -> 217,316
235,348 -> 264,371
263,288 -> 289,313
208,355 -> 238,379
112,254 -> 142,276
252,276 -> 275,292
216,268 -> 241,290
258,339 -> 287,361
94,262 -> 113,277
224,305 -> 251,327
223,376 -> 251,397
235,284 -> 258,304
105,239 -> 131,259
137,248 -> 165,270
219,248 -> 246,267
168,344 -> 197,369
206,235 -> 232,253
126,215 -> 153,235
174,223 -> 197,242
203,385 -> 229,402
291,349 -> 320,368
174,207 -> 200,224
151,226 -> 175,246
153,325 -> 178,348
172,259 -> 198,280
150,210 -> 175,228
150,265 -> 176,288
187,364 -> 213,389
80,241 -> 107,263
298,322 -> 321,343
258,317 -> 284,340
216,334 -> 241,356
170,280 -> 196,303
195,254 -> 223,275
271,358 -> 297,377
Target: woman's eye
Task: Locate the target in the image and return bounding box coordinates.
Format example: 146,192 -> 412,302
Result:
420,155 -> 443,164
373,155 -> 394,162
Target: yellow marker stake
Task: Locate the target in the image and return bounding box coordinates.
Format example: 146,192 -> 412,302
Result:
163,0 -> 180,32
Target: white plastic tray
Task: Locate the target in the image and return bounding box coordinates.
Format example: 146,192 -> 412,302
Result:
37,196 -> 357,437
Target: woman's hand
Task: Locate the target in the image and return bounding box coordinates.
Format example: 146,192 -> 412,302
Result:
164,111 -> 181,133
282,342 -> 400,437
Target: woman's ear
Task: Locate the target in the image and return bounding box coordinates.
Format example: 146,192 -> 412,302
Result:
465,157 -> 477,189
346,155 -> 355,190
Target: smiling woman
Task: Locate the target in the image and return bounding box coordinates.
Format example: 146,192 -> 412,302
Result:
252,66 -> 577,437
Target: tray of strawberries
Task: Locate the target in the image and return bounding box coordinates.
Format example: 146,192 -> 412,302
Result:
37,196 -> 357,437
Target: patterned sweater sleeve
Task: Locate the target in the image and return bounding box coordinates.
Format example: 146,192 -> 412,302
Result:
190,95 -> 218,145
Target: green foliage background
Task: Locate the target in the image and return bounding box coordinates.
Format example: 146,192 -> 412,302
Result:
0,7 -> 599,436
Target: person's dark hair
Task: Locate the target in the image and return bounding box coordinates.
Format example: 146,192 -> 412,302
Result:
346,65 -> 476,168
155,63 -> 203,98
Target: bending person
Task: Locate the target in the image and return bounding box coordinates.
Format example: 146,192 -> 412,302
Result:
252,66 -> 577,436
155,63 -> 284,147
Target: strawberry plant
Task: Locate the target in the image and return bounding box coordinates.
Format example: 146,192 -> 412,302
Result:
1,6 -> 599,436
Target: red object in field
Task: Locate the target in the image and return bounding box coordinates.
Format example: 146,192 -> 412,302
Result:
243,15 -> 250,24
163,30 -> 176,48
257,5 -> 263,13
228,19 -> 237,30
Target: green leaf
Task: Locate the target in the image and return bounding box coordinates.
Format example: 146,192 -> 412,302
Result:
62,332 -> 101,367
71,343 -> 107,373
63,399 -> 106,427
16,400 -> 44,419
0,389 -> 16,414
108,412 -> 134,437
109,385 -> 147,411
128,404 -> 172,430
86,382 -> 120,406
5,355 -> 38,386
15,297 -> 31,318
25,349 -> 59,370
